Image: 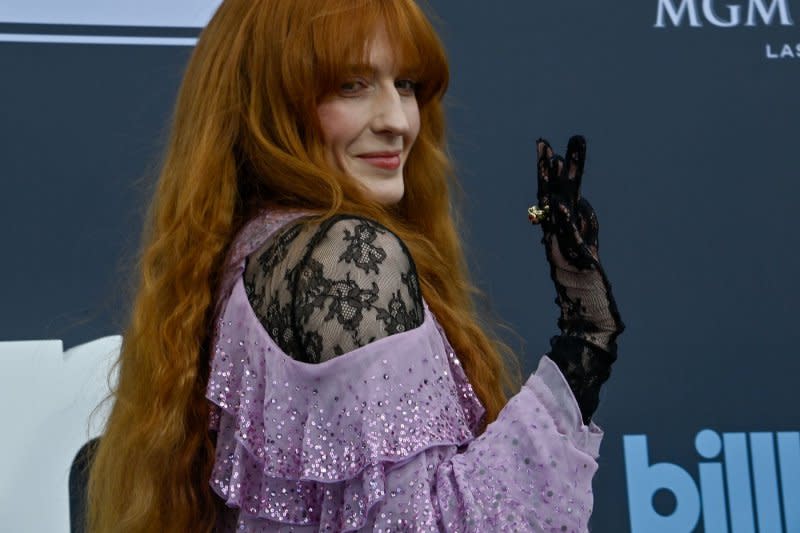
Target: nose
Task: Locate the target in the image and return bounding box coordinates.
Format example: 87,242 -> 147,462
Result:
371,85 -> 410,137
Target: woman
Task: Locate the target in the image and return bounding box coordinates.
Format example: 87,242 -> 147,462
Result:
87,0 -> 623,531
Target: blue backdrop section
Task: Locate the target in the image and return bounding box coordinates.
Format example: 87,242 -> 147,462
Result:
1,1 -> 798,531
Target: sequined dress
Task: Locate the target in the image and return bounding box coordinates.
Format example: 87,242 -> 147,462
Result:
206,208 -> 604,532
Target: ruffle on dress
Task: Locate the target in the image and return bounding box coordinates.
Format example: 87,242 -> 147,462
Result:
207,277 -> 485,530
206,208 -> 605,532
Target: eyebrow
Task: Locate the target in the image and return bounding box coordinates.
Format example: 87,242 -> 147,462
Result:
343,62 -> 379,73
342,62 -> 416,77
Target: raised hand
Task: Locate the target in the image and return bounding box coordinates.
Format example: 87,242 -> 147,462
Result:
532,135 -> 599,271
531,135 -> 624,423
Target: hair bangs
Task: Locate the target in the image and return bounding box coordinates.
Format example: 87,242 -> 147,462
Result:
382,0 -> 449,104
307,0 -> 448,104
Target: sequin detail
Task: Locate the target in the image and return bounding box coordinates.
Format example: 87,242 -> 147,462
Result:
206,208 -> 604,532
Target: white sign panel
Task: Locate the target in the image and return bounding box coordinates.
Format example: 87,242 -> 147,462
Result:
0,337 -> 120,533
0,0 -> 224,45
0,0 -> 222,28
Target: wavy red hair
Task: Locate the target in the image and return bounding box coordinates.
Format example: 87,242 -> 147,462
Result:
88,1 -> 520,531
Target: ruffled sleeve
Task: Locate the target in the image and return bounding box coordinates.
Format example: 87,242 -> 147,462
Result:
433,356 -> 603,532
207,275 -> 603,532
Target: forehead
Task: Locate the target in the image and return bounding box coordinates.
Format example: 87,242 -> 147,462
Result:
361,26 -> 400,72
306,3 -> 446,101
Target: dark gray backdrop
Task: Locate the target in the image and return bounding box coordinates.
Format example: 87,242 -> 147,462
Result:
2,1 -> 798,531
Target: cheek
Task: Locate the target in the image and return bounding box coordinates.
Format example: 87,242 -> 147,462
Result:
316,103 -> 342,149
317,101 -> 362,153
407,103 -> 421,144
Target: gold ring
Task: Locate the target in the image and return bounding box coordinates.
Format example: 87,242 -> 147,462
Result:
528,204 -> 549,225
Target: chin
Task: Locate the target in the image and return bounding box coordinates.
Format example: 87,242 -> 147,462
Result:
355,172 -> 405,205
369,187 -> 405,206
359,176 -> 405,206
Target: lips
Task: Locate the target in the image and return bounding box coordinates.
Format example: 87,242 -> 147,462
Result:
356,151 -> 402,170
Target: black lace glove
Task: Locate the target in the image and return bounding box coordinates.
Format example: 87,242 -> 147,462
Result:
532,135 -> 624,423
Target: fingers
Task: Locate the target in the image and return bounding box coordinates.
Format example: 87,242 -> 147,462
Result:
565,135 -> 586,186
536,138 -> 553,162
536,138 -> 553,181
536,139 -> 566,188
538,136 -> 583,183
536,135 -> 586,217
536,140 -> 565,177
576,197 -> 599,251
536,138 -> 553,205
552,155 -> 566,179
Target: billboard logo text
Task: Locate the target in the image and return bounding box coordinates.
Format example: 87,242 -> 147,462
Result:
623,430 -> 799,532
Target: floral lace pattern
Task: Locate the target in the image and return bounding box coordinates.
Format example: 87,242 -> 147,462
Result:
243,215 -> 423,364
535,136 -> 625,424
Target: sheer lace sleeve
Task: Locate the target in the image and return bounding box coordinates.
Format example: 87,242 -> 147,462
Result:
535,136 -> 625,425
242,215 -> 424,364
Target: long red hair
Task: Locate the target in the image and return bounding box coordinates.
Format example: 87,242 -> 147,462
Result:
88,1 -> 520,531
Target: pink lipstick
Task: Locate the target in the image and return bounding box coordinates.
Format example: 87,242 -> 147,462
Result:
357,152 -> 401,170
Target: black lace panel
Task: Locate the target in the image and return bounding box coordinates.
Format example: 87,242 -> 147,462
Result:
547,335 -> 617,425
243,215 -> 424,364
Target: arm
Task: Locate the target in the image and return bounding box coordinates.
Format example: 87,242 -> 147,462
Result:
531,136 -> 625,424
216,214 -> 601,532
243,215 -> 424,363
431,342 -> 602,532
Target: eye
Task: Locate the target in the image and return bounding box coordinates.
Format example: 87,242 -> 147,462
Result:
395,79 -> 418,96
339,78 -> 369,96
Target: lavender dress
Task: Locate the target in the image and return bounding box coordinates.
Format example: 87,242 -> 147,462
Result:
206,209 -> 603,532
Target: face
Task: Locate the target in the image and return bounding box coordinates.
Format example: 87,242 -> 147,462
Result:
316,26 -> 421,205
